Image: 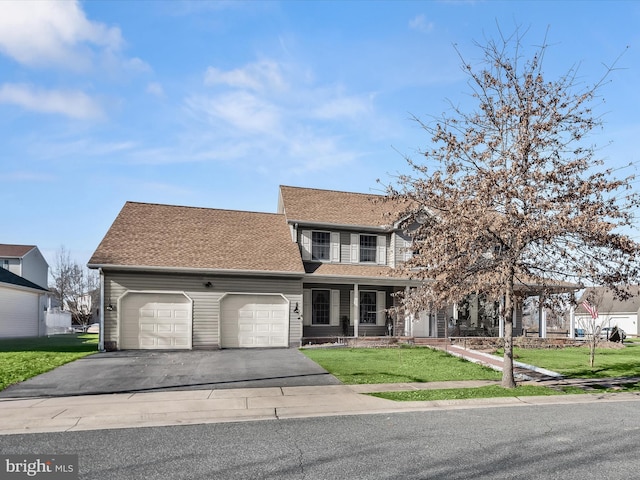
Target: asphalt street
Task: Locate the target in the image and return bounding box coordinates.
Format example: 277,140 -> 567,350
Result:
2,401 -> 639,479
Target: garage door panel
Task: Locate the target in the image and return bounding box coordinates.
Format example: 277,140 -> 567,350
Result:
121,294 -> 192,350
221,294 -> 289,348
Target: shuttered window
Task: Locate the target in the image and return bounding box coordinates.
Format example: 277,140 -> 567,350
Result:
359,235 -> 377,263
312,231 -> 331,261
312,290 -> 330,325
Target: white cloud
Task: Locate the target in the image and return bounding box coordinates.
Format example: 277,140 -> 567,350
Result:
204,60 -> 287,92
147,82 -> 165,98
0,83 -> 103,119
187,91 -> 281,133
409,14 -> 434,33
0,0 -> 123,69
313,95 -> 374,120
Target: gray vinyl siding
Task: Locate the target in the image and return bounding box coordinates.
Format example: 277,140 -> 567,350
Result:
103,270 -> 302,349
393,230 -> 412,267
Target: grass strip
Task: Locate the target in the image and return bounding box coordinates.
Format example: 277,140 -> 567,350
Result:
370,384 -> 568,401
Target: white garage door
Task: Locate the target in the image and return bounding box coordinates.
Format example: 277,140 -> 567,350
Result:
120,293 -> 192,349
220,294 -> 289,348
0,287 -> 39,338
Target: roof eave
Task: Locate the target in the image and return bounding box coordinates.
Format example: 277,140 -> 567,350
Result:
303,272 -> 421,286
286,219 -> 392,232
88,263 -> 305,277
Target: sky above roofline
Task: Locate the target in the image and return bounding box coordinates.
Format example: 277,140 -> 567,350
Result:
1,1 -> 639,269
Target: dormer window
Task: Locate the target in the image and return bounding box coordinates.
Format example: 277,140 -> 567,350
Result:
312,231 -> 331,261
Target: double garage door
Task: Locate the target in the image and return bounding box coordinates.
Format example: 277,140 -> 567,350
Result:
220,294 -> 289,348
120,292 -> 289,349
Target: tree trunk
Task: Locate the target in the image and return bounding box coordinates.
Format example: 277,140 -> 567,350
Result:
502,274 -> 516,388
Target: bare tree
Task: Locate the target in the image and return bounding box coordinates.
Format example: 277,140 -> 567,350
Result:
50,246 -> 99,327
385,27 -> 640,388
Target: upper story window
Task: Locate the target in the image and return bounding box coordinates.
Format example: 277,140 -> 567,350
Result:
359,235 -> 377,263
2,260 -> 8,270
312,231 -> 331,261
351,234 -> 386,264
301,230 -> 340,262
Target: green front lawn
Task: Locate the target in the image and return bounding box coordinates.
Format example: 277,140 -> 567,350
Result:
302,344 -> 640,402
301,346 -> 501,384
503,343 -> 640,378
0,334 -> 98,391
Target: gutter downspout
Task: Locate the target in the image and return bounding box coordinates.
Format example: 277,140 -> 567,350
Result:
99,268 -> 105,352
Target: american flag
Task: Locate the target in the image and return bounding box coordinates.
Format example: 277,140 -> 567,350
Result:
582,300 -> 598,319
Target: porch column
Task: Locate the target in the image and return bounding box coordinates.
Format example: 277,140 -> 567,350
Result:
499,296 -> 505,338
404,286 -> 412,337
539,302 -> 547,338
353,283 -> 359,338
569,305 -> 575,338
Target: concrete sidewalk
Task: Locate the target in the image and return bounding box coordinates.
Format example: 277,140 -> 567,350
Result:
2,380 -> 640,436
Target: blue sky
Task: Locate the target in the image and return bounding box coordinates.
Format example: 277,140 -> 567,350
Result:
1,1 -> 639,269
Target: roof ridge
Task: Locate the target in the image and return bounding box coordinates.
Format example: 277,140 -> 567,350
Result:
279,185 -> 386,198
124,201 -> 283,217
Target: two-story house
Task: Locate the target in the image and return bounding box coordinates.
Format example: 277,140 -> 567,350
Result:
88,185 -> 522,351
0,244 -> 49,289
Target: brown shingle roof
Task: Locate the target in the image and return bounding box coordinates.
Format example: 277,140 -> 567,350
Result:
577,286 -> 640,314
88,202 -> 304,274
0,244 -> 36,257
279,185 -> 405,228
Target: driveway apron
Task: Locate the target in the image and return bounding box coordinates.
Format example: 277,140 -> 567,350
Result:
0,349 -> 341,398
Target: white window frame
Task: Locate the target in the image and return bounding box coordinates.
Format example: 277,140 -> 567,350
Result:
350,234 -> 386,265
349,290 -> 386,326
303,289 -> 340,326
301,230 -> 340,262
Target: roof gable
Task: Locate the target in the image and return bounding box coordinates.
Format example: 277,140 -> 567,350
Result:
278,185 -> 404,228
88,202 -> 304,274
0,244 -> 36,258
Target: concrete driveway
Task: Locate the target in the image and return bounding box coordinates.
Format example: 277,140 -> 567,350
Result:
0,349 -> 342,398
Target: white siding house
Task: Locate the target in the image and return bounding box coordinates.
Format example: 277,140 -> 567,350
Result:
0,268 -> 49,338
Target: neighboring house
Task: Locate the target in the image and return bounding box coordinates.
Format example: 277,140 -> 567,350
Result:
0,267 -> 49,338
0,244 -> 49,289
88,185 -> 526,351
576,286 -> 640,337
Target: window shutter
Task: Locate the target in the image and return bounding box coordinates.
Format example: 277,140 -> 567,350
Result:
301,230 -> 311,261
302,289 -> 311,326
349,290 -> 355,325
377,235 -> 387,265
350,234 -> 359,263
330,232 -> 340,262
330,290 -> 340,326
376,291 -> 387,326
403,237 -> 413,262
